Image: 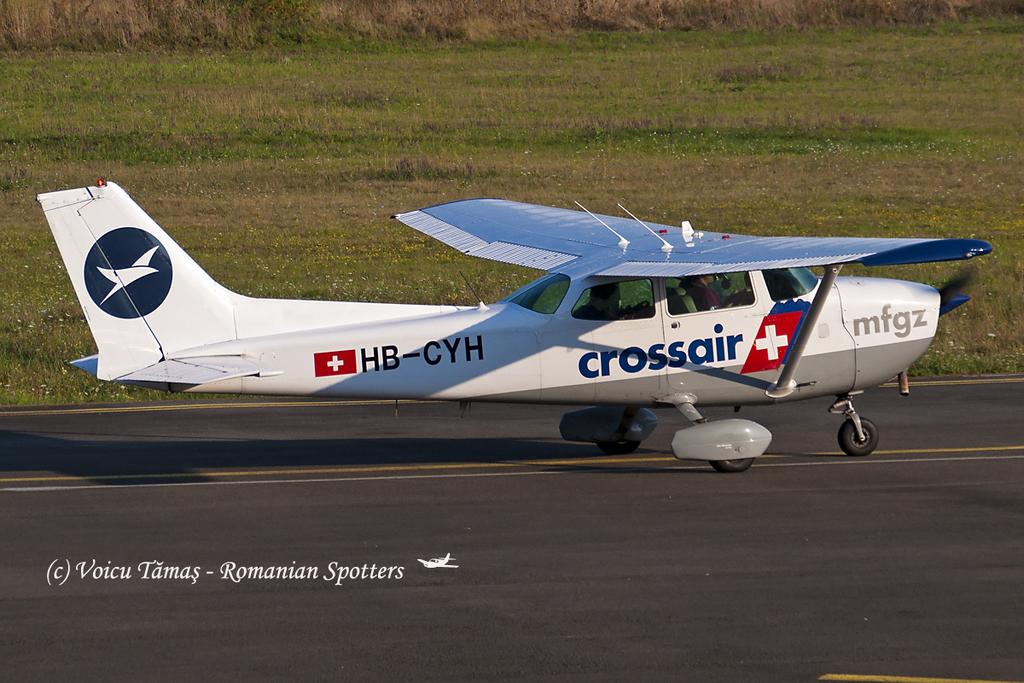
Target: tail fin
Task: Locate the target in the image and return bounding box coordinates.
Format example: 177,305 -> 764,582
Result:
38,181 -> 237,380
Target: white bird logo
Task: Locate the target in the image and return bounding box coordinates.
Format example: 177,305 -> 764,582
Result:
96,245 -> 161,304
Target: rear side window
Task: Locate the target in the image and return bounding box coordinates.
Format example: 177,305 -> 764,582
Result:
507,274 -> 570,314
763,267 -> 819,301
572,279 -> 655,321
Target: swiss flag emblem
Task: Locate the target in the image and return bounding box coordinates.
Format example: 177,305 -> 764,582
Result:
740,311 -> 804,374
313,349 -> 358,377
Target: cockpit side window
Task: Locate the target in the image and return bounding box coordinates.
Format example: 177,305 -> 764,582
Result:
763,267 -> 819,301
571,279 -> 655,321
666,271 -> 755,315
506,274 -> 570,314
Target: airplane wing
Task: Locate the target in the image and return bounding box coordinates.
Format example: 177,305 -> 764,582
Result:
394,199 -> 991,277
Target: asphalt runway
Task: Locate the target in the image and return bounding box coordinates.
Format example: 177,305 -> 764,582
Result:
1,376 -> 1023,681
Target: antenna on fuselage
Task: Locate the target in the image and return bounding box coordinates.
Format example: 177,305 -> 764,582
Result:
574,200 -> 629,250
459,270 -> 489,311
617,203 -> 672,253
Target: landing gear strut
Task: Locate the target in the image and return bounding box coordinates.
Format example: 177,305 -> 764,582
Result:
830,395 -> 879,457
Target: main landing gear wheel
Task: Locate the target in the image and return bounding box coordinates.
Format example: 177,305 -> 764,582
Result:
838,417 -> 878,457
596,440 -> 641,455
709,458 -> 755,473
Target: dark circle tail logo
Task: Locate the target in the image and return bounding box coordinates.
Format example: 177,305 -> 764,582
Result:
84,227 -> 173,319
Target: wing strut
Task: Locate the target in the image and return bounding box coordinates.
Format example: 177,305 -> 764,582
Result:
765,265 -> 842,399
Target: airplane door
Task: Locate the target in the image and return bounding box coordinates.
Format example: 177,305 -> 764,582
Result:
661,271 -> 768,403
579,278 -> 667,404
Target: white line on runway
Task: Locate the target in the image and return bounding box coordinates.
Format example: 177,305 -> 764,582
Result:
3,453 -> 1024,493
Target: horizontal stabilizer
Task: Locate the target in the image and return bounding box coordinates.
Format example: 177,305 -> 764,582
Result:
116,356 -> 261,385
70,354 -> 99,376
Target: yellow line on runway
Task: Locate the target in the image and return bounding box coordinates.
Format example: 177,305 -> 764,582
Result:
811,445 -> 1024,457
1,443 -> 1022,487
0,454 -> 677,485
820,674 -> 1024,683
7,454 -> 1024,493
0,399 -> 421,417
881,376 -> 1024,388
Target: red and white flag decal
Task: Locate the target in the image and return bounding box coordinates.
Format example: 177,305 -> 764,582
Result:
740,311 -> 804,374
313,349 -> 358,377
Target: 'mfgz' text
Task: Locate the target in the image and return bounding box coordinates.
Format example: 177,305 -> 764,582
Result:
852,304 -> 927,338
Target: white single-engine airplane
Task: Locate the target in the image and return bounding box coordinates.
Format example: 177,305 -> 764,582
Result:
417,553 -> 458,569
38,181 -> 991,472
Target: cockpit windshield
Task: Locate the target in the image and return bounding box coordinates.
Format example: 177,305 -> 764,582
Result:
505,274 -> 570,314
763,267 -> 819,301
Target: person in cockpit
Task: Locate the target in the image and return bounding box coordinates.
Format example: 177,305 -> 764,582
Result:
686,274 -> 721,311
573,283 -> 619,320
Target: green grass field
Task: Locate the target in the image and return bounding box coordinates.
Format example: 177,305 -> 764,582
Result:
1,20 -> 1022,404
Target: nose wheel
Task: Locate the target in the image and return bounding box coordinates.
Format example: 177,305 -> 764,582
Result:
830,396 -> 879,457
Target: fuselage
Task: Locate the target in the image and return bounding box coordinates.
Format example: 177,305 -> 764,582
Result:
171,270 -> 940,408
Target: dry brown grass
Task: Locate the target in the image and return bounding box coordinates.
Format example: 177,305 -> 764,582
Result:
328,0 -> 996,39
1,0 -> 1020,48
0,0 -> 314,49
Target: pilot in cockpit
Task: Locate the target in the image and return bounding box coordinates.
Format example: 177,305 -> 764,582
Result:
686,274 -> 722,311
573,283 -> 619,320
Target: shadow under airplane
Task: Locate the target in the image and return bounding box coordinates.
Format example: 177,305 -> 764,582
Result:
0,429 -> 716,487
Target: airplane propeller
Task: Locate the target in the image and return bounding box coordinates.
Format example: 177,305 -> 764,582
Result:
937,267 -> 976,315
